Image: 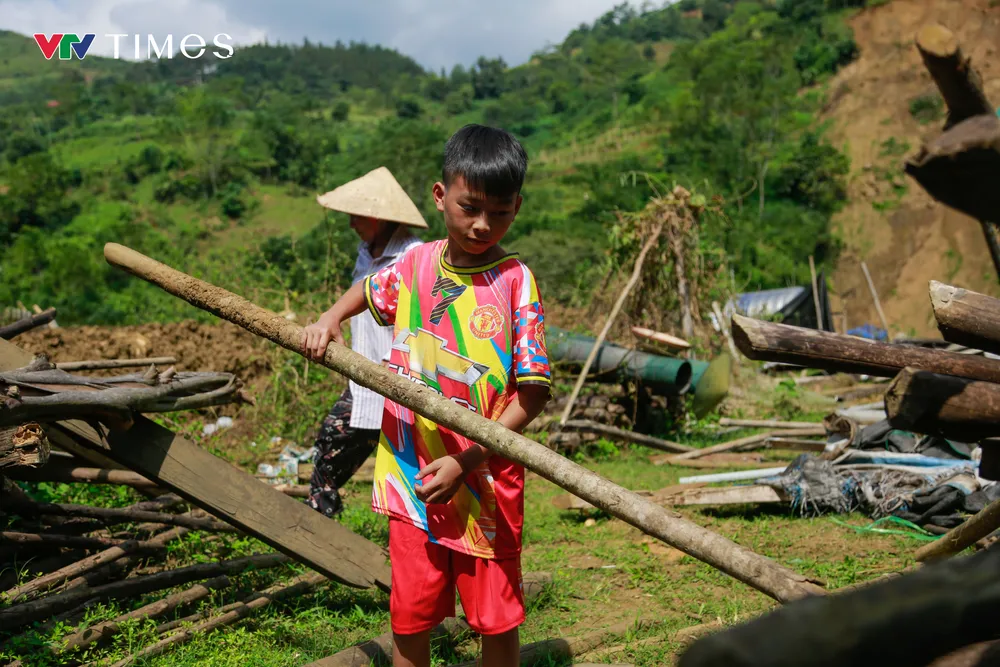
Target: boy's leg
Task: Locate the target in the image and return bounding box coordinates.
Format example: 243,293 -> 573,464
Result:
307,388 -> 379,517
388,518 -> 455,667
455,554 -> 524,667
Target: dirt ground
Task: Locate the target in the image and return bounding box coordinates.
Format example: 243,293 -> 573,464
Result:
824,0 -> 1000,337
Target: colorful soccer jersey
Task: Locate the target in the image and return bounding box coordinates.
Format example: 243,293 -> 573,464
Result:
363,240 -> 551,558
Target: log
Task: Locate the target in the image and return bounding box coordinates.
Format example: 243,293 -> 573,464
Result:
2,500 -> 238,532
719,419 -> 821,430
731,314 -> 1000,382
56,357 -> 178,372
915,23 -> 993,130
930,281 -> 1000,355
677,545 -> 1000,667
0,422 -> 48,470
664,486 -> 785,507
915,497 -> 1000,562
102,242 -> 825,604
307,573 -> 553,667
0,340 -> 392,592
561,420 -> 693,453
0,553 -> 291,632
55,576 -> 233,653
8,464 -> 161,490
668,428 -> 826,462
904,114 -> 1000,267
886,367 -> 1000,441
0,531 -> 166,553
107,572 -> 327,667
560,222 -> 664,426
0,309 -> 56,340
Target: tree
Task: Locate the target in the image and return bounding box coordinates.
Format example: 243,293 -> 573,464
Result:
471,57 -> 507,99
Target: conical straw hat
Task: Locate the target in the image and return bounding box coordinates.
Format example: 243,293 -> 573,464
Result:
316,166 -> 428,229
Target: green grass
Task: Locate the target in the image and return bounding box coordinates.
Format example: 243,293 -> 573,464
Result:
0,357 -> 919,666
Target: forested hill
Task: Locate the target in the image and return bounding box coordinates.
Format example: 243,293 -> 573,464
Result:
0,0 -> 872,326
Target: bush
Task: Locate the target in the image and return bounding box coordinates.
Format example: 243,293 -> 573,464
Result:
395,96 -> 423,119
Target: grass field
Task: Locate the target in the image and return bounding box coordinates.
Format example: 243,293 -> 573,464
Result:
0,352 -> 923,667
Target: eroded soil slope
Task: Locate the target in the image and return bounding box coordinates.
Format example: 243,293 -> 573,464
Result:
826,0 -> 1000,337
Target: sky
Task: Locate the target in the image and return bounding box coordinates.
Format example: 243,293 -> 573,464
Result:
0,0 -> 635,71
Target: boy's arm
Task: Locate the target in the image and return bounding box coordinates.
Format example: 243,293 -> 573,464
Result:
414,384 -> 550,505
302,281 -> 367,360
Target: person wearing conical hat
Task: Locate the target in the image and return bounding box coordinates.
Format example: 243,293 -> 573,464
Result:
302,167 -> 425,518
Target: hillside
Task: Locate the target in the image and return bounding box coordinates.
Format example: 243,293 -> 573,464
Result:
823,0 -> 1000,337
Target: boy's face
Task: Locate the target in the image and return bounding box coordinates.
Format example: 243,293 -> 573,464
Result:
433,176 -> 522,256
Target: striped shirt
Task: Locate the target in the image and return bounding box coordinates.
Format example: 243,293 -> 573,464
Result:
348,226 -> 423,429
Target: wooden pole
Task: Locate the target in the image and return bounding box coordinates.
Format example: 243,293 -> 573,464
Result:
885,368 -> 1000,441
102,242 -> 824,604
731,314 -> 1000,382
930,281 -> 1000,355
915,23 -> 993,130
667,428 -> 826,463
560,223 -> 663,426
561,420 -> 693,454
860,262 -> 890,336
0,309 -> 56,340
809,256 -> 823,331
915,498 -> 1000,562
56,357 -> 178,371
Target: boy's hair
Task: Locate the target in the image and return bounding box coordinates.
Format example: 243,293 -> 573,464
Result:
442,124 -> 527,198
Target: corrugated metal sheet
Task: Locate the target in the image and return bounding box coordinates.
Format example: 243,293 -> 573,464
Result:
732,287 -> 809,318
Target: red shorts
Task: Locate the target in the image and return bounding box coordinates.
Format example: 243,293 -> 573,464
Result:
388,517 -> 525,636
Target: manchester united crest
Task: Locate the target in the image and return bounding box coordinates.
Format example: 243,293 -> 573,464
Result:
468,304 -> 504,340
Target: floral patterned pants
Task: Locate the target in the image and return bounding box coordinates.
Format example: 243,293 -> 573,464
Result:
306,388 -> 380,517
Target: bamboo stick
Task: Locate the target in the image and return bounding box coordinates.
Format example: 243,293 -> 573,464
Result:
668,428 -> 826,462
915,497 -> 1000,562
560,223 -> 663,426
55,357 -> 178,371
561,420 -> 693,453
102,242 -> 824,604
861,262 -> 890,336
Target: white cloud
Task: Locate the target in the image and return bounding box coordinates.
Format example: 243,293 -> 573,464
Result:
0,0 -> 629,68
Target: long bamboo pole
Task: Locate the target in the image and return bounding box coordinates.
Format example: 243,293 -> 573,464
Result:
559,223 -> 663,426
102,243 -> 822,603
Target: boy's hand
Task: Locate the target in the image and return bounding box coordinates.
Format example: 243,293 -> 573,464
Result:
302,312 -> 344,361
414,455 -> 467,505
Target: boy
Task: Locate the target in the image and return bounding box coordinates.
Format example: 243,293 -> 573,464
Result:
302,125 -> 551,667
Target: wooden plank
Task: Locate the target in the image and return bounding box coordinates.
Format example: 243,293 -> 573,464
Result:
0,338 -> 390,591
663,486 -> 784,507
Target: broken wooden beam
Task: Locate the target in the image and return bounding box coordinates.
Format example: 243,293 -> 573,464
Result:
55,357 -> 178,372
0,338 -> 392,592
731,314 -> 1000,382
0,422 -> 48,470
915,23 -> 993,130
0,308 -> 56,340
561,420 -> 693,453
103,242 -> 824,604
930,281 -> 1000,355
885,367 -> 1000,441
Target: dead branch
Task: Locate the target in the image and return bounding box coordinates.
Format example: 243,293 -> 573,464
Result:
561,420 -> 693,453
0,553 -> 290,632
915,23 -> 993,129
107,572 -> 326,667
3,500 -> 237,532
56,576 -> 233,653
56,357 -> 178,372
0,309 -> 56,340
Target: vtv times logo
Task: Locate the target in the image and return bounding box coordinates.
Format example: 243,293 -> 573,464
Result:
33,33 -> 235,61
